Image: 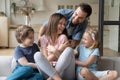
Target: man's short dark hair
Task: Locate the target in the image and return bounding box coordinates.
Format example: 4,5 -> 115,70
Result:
77,3 -> 92,17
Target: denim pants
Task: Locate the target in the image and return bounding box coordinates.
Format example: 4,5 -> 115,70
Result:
6,65 -> 43,80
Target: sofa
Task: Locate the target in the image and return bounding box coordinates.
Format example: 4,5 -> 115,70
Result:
0,56 -> 16,80
0,56 -> 120,80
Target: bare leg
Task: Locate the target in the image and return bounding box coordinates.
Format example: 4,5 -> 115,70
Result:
80,67 -> 99,80
99,70 -> 118,80
47,71 -> 61,80
47,73 -> 62,80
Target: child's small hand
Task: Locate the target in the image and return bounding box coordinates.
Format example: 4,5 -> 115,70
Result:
75,59 -> 80,65
47,45 -> 56,53
47,77 -> 53,80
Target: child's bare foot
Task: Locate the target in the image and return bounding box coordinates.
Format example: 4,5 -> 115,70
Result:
47,77 -> 53,80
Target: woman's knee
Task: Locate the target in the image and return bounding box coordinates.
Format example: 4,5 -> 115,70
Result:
65,47 -> 73,52
63,47 -> 74,56
34,52 -> 43,61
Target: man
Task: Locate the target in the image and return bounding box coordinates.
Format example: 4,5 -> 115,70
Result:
39,3 -> 92,48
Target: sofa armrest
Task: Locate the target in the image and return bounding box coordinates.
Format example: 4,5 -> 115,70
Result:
0,56 -> 16,76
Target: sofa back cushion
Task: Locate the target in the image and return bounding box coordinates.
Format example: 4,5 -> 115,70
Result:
0,56 -> 16,76
97,57 -> 114,70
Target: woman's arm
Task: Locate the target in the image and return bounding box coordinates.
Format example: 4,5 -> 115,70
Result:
38,26 -> 46,39
75,55 -> 97,67
58,41 -> 70,52
38,26 -> 46,47
18,57 -> 37,69
57,34 -> 70,52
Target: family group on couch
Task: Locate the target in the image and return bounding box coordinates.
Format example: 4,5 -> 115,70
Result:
6,3 -> 118,80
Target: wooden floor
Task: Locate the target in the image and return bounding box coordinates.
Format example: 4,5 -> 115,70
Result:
0,47 -> 120,57
0,48 -> 14,56
103,48 -> 120,57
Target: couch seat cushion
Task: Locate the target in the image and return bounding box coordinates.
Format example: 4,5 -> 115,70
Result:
0,77 -> 6,80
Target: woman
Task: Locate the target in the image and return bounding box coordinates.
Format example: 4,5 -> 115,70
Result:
34,13 -> 75,80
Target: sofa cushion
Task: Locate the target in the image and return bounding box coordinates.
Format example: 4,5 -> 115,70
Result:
117,77 -> 120,80
11,57 -> 16,71
113,57 -> 120,77
0,77 -> 6,80
97,57 -> 114,70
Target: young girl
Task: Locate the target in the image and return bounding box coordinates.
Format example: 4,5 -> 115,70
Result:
6,25 -> 43,80
75,28 -> 118,80
34,13 -> 75,80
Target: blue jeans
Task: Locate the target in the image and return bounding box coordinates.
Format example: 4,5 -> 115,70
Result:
6,65 -> 43,80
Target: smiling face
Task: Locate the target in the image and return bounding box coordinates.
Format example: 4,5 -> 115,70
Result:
22,31 -> 34,47
72,7 -> 87,24
81,32 -> 94,48
57,18 -> 66,35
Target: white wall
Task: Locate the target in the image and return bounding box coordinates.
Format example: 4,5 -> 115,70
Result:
0,0 -> 100,26
10,0 -> 79,25
109,26 -> 119,51
9,0 -> 98,26
0,0 -> 5,13
103,0 -> 119,52
89,4 -> 98,26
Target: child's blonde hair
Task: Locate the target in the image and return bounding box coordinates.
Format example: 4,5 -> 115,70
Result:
85,28 -> 99,49
15,25 -> 34,43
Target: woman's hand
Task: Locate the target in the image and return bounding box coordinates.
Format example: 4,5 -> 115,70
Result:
47,45 -> 56,53
58,41 -> 70,52
47,45 -> 59,58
